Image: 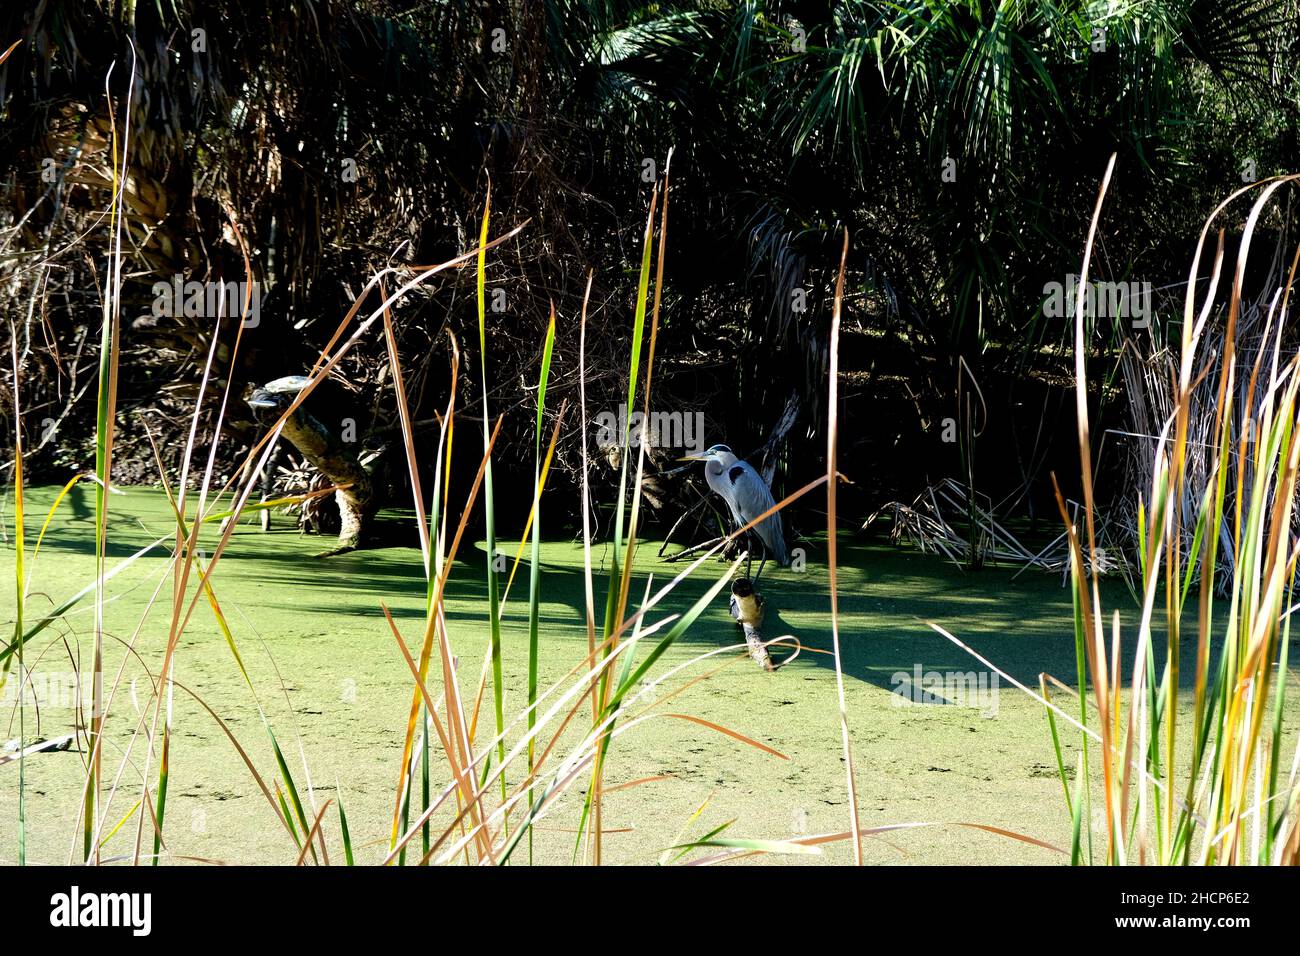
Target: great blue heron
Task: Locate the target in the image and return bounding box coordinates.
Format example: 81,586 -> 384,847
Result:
682,443 -> 789,581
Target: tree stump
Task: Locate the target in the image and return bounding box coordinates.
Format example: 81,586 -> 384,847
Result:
729,578 -> 774,671
247,377 -> 375,555
277,408 -> 374,554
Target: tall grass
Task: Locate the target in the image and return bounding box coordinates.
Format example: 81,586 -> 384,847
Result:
7,308 -> 25,867
76,48 -> 138,864
2,124 -> 866,864
370,164 -> 846,864
937,160 -> 1300,864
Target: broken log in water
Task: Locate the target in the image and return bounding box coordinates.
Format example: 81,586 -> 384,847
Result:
729,578 -> 775,671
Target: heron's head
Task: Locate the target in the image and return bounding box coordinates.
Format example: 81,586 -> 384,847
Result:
679,443 -> 735,465
246,375 -> 311,418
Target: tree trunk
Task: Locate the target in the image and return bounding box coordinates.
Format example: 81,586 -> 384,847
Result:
729,579 -> 774,671
277,410 -> 374,553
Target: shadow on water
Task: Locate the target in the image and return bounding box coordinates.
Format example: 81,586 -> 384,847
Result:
17,486 -> 1286,695
666,542 -> 1281,698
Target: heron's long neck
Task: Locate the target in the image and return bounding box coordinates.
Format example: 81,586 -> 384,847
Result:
704,457 -> 731,499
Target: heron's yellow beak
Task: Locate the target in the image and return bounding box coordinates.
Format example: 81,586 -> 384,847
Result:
678,454 -> 705,462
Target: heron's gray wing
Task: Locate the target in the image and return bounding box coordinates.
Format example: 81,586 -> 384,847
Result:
729,463 -> 787,562
727,463 -> 776,522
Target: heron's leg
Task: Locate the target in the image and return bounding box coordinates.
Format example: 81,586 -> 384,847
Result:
753,538 -> 768,584
743,538 -> 753,581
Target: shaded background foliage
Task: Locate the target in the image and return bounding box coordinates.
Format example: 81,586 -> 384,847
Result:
2,0 -> 1298,541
